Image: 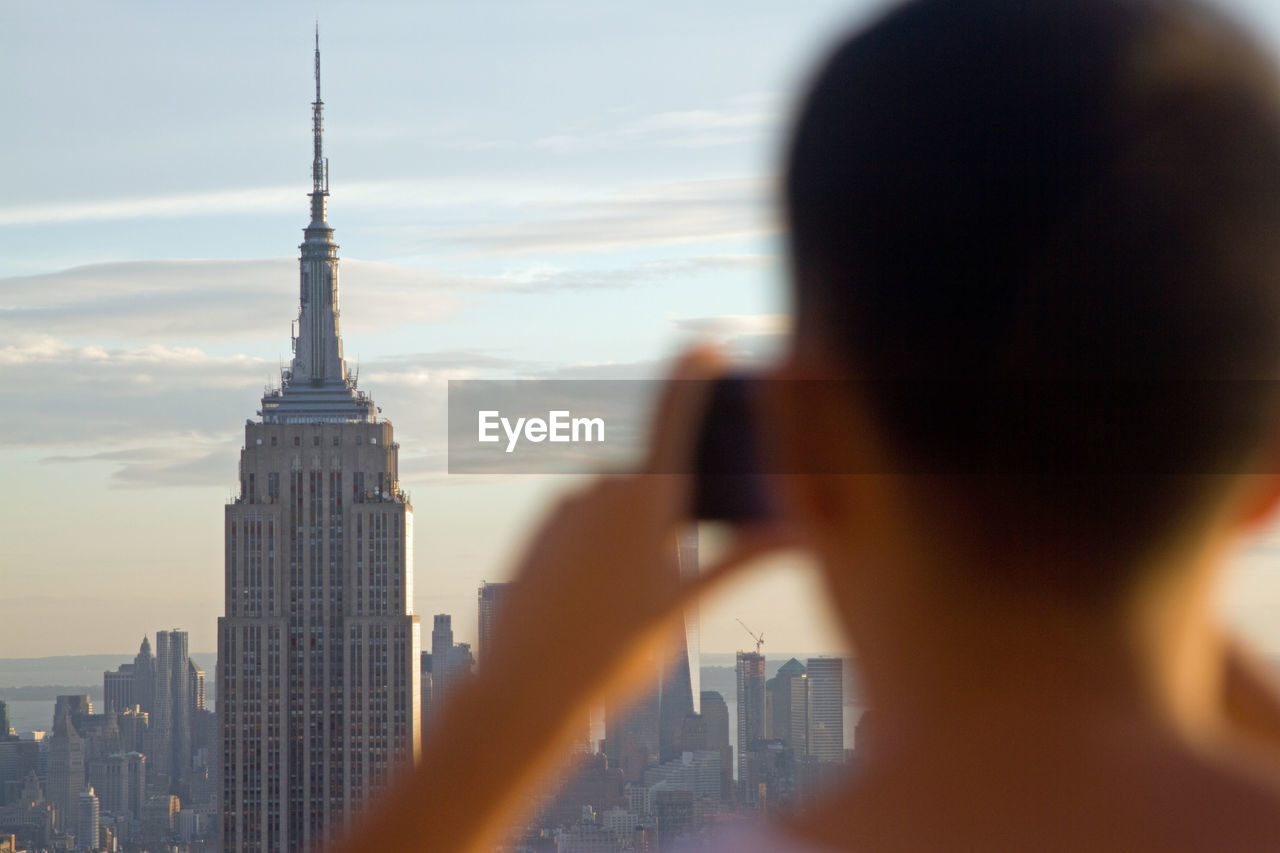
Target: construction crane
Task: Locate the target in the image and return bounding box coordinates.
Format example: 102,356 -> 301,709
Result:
736,618 -> 764,655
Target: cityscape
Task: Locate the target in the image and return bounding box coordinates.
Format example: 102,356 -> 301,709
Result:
9,3 -> 1280,853
0,24 -> 859,853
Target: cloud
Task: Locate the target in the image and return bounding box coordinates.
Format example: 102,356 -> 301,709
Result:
0,338 -> 271,450
43,445 -> 237,490
534,94 -> 782,153
0,251 -> 776,347
496,254 -> 771,292
432,177 -> 777,256
0,186 -> 303,227
0,258 -> 464,341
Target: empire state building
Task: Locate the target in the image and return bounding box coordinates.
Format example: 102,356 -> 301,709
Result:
219,35 -> 421,852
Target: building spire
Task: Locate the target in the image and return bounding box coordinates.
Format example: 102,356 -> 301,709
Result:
256,28 -> 375,424
310,24 -> 328,226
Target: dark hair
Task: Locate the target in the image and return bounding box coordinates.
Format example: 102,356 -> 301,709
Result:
786,0 -> 1280,593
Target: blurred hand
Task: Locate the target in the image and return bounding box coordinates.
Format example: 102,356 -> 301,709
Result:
483,346 -> 797,705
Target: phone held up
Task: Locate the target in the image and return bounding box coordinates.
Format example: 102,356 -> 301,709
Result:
691,374 -> 778,524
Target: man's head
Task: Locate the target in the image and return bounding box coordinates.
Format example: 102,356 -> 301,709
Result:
782,0 -> 1280,595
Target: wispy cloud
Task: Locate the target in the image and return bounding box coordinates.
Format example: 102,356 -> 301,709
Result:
42,445 -> 236,490
432,177 -> 777,256
0,186 -> 302,227
0,259 -> 464,340
496,254 -> 771,292
534,94 -> 782,153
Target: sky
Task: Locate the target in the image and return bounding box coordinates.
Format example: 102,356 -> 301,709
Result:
6,0 -> 1280,658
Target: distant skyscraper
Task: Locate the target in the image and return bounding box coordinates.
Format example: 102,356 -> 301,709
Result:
219,33 -> 421,851
190,661 -> 206,712
77,786 -> 99,851
765,658 -> 806,750
658,530 -> 701,763
476,581 -> 513,667
0,701 -> 10,739
46,708 -> 85,833
677,529 -> 700,711
430,614 -> 454,700
102,664 -> 134,715
132,637 -> 156,719
153,629 -> 191,786
735,651 -> 766,803
805,658 -> 844,762
789,672 -> 809,756
699,691 -> 732,803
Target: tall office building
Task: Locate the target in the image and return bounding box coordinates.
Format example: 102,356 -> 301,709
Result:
699,691 -> 732,803
46,708 -> 85,833
765,658 -> 806,750
102,665 -> 135,715
430,614 -> 454,706
475,581 -> 512,667
133,637 -> 156,720
219,34 -> 421,851
658,530 -> 701,763
735,651 -> 766,804
153,629 -> 192,786
804,658 -> 844,762
190,662 -> 207,713
77,786 -> 99,851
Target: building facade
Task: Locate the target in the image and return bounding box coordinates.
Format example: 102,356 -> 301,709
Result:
734,651 -> 766,804
804,658 -> 844,763
475,581 -> 512,667
153,629 -> 192,787
219,35 -> 420,852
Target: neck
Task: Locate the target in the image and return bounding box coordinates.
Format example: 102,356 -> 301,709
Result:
840,536 -> 1230,779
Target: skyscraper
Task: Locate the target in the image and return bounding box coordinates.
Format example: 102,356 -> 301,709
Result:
77,786 -> 99,851
46,708 -> 84,834
102,665 -> 135,715
475,581 -> 512,667
735,651 -> 766,804
133,637 -> 156,720
698,691 -> 732,804
153,629 -> 191,786
804,658 -> 844,763
765,658 -> 806,750
219,33 -> 421,852
658,530 -> 700,763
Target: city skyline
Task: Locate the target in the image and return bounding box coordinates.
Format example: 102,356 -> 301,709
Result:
8,0 -> 1280,661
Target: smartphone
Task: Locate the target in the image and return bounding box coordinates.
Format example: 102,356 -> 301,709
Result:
692,374 -> 778,523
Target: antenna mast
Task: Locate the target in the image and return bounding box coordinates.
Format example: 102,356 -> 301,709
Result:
309,25 -> 328,224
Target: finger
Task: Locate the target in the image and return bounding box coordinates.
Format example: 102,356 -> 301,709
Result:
645,346 -> 726,476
